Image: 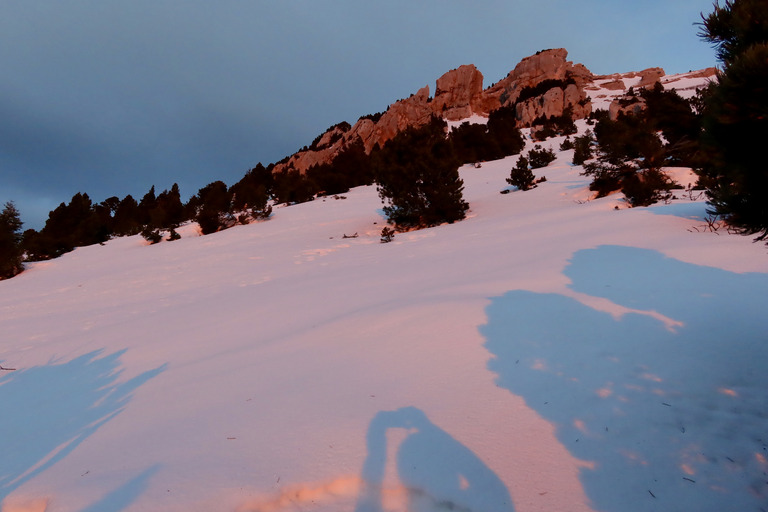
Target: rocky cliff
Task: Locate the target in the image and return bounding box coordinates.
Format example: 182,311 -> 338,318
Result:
272,49 -> 600,175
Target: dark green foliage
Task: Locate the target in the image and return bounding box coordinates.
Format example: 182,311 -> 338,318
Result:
527,145 -> 557,169
230,163 -> 273,221
593,113 -> 664,166
507,157 -> 536,191
698,0 -> 768,64
306,140 -> 374,195
150,184 -> 186,229
639,83 -> 701,165
359,111 -> 384,124
0,202 -> 24,279
507,147 -> 552,191
193,181 -> 232,235
141,226 -> 163,244
581,110 -> 665,198
516,78 -> 576,104
25,193 -> 112,260
621,168 -> 674,207
309,121 -> 351,150
450,122 -> 499,163
486,105 -> 526,157
136,186 -> 157,227
167,228 -> 181,241
531,108 -> 578,140
112,195 -> 142,236
580,80 -> 700,205
272,169 -> 318,205
373,117 -> 468,229
380,226 -> 395,243
572,131 -> 594,165
582,113 -> 667,201
582,160 -> 630,198
449,111 -> 525,164
697,0 -> 768,240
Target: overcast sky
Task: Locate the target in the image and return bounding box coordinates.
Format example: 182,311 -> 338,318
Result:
1,1 -> 718,229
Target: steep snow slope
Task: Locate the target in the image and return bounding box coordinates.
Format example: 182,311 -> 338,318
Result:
2,122 -> 767,511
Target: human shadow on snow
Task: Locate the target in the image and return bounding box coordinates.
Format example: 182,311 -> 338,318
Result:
355,406 -> 514,512
80,465 -> 161,512
0,349 -> 166,508
481,245 -> 768,512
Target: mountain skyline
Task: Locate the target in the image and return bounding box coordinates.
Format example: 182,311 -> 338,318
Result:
1,1 -> 718,229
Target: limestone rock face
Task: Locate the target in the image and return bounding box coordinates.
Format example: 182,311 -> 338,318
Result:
478,48 -> 593,125
688,67 -> 718,79
601,79 -> 627,91
279,146 -> 339,174
272,87 -> 434,174
347,118 -> 376,153
431,64 -> 485,121
635,67 -> 665,88
371,85 -> 434,150
510,48 -> 571,86
568,63 -> 594,88
481,48 -> 572,110
516,86 -> 564,123
273,49 -> 598,175
565,83 -> 591,119
313,123 -> 350,150
596,67 -> 667,90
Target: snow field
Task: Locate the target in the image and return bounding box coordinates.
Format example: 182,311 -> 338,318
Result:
1,76 -> 767,512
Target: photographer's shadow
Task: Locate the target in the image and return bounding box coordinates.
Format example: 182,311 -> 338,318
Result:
355,406 -> 514,512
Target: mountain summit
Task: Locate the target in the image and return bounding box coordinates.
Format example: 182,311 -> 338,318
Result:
274,48 -> 702,176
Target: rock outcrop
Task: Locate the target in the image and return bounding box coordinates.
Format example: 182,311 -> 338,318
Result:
595,67 -> 667,91
431,64 -> 485,121
609,95 -> 646,121
371,86 -> 434,151
273,48 -> 596,175
478,48 -> 593,122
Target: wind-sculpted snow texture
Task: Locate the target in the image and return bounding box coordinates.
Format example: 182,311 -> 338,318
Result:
1,72 -> 767,511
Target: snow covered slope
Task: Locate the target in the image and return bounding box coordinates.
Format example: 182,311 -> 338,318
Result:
2,119 -> 767,512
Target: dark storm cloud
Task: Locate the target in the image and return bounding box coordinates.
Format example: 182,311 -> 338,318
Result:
0,1 -> 717,229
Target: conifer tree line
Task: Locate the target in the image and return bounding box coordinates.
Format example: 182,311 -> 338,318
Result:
1,100 -> 525,275
1,0 -> 765,280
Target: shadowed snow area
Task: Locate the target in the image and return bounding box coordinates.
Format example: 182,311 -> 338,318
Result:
355,407 -> 514,512
0,351 -> 166,511
483,246 -> 768,511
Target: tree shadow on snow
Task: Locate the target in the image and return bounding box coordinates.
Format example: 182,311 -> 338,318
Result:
481,245 -> 768,512
355,406 -> 514,512
0,349 -> 166,506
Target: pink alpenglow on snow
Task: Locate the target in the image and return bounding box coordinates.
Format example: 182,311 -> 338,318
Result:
1,72 -> 766,512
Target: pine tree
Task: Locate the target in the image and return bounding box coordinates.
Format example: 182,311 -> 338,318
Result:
697,0 -> 768,240
112,195 -> 142,236
151,183 -> 186,229
373,117 -> 468,229
137,186 -> 157,227
507,157 -> 536,191
0,202 -> 24,279
230,167 -> 272,222
194,181 -> 232,234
